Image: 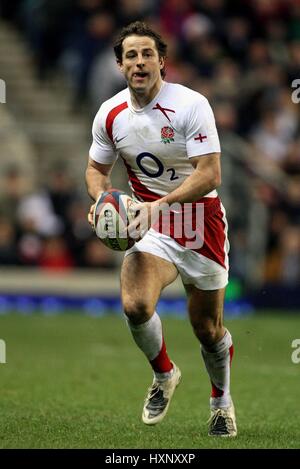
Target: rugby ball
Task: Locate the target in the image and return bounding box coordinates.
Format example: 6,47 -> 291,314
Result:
93,189 -> 135,251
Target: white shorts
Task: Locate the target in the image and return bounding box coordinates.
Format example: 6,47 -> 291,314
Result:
125,200 -> 229,290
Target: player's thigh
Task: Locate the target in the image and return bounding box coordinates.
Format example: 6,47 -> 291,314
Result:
121,252 -> 178,321
185,284 -> 226,329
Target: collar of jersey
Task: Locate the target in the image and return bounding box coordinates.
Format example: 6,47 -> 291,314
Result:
127,81 -> 166,114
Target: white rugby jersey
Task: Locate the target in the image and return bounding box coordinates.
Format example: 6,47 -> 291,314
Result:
89,82 -> 221,202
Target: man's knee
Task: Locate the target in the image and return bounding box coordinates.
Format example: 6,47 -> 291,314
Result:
123,298 -> 153,325
190,316 -> 223,346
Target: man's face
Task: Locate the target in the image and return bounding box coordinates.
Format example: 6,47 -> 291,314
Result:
118,35 -> 164,94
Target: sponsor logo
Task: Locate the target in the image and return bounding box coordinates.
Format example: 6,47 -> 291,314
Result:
115,135 -> 128,143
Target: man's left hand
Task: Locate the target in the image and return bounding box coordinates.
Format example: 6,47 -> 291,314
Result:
127,200 -> 160,241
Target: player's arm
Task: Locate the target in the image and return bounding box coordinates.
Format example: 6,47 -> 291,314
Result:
85,157 -> 113,201
86,104 -> 117,226
85,157 -> 114,226
158,152 -> 221,205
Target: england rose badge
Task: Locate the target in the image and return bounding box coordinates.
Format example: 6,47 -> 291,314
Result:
161,126 -> 174,144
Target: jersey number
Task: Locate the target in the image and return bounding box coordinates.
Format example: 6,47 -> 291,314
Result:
136,152 -> 179,181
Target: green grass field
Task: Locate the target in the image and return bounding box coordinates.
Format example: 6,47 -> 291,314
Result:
0,311 -> 299,449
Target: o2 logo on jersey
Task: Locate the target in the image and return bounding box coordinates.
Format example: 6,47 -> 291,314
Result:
291,339 -> 300,364
291,79 -> 300,104
137,152 -> 179,181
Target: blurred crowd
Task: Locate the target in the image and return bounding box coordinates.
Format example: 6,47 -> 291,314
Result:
0,164 -> 118,269
0,0 -> 300,287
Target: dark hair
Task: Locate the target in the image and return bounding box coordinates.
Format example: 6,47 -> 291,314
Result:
113,21 -> 167,78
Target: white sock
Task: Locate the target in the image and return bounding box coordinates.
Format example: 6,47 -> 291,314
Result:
201,329 -> 233,409
126,311 -> 173,380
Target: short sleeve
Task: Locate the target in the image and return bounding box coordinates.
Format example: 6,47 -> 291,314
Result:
185,97 -> 221,158
89,107 -> 117,164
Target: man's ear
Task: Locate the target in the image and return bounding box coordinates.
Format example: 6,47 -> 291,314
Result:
117,60 -> 123,73
159,56 -> 165,71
